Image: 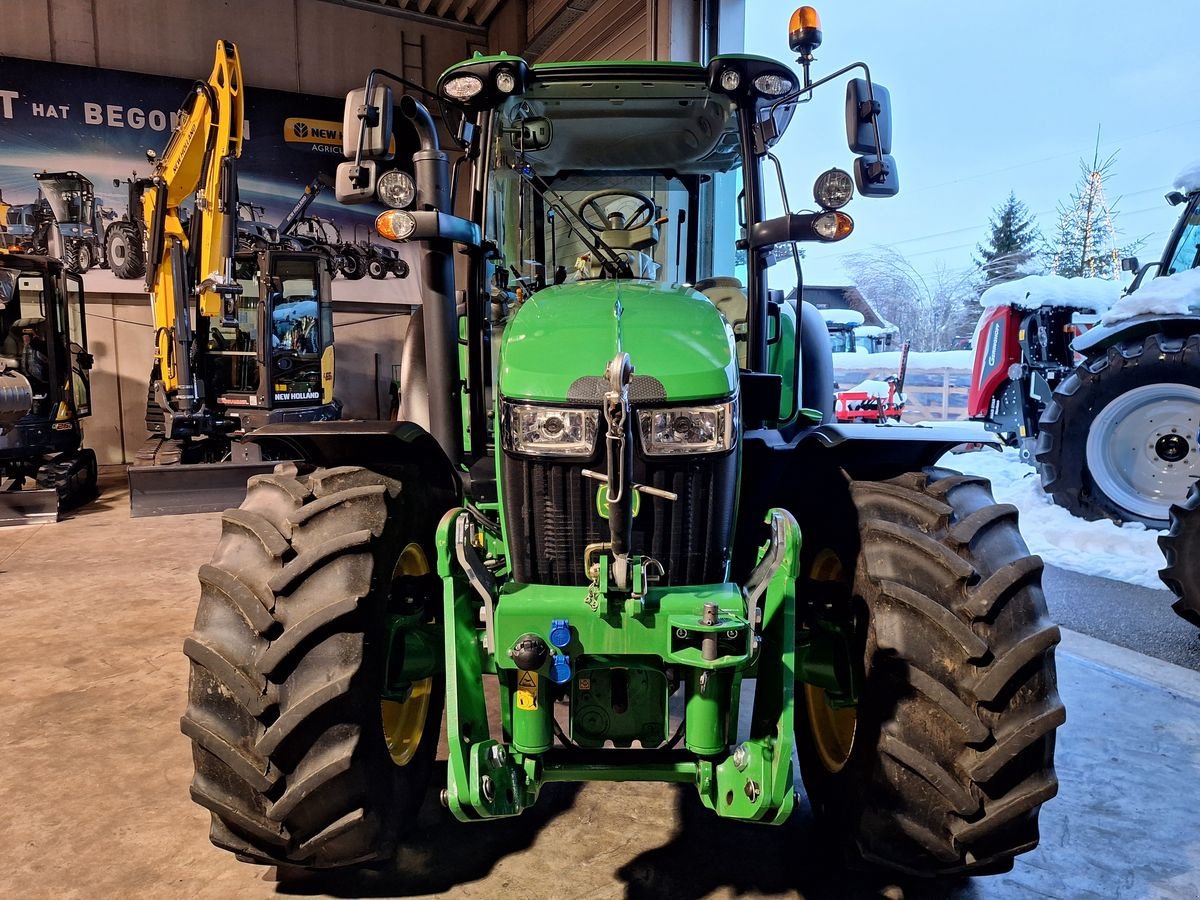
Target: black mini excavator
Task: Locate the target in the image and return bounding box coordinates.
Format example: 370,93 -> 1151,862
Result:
0,251 -> 96,524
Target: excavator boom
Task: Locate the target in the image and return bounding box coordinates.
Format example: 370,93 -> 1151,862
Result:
143,39 -> 243,406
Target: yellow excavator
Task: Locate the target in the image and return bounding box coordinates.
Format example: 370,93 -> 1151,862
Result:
129,40 -> 340,516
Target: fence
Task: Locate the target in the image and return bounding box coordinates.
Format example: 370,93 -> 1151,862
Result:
832,350 -> 974,422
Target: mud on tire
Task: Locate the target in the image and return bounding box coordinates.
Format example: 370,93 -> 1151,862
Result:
181,464 -> 443,868
796,467 -> 1065,876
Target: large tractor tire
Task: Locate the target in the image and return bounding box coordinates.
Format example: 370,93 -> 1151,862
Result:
1158,482 -> 1200,628
339,247 -> 367,281
106,222 -> 146,279
181,464 -> 443,868
367,256 -> 388,280
63,240 -> 90,275
796,467 -> 1064,877
1036,333 -> 1200,528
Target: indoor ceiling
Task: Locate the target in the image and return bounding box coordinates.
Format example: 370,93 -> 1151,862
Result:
319,0 -> 507,28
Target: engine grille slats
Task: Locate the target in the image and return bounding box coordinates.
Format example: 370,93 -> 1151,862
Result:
503,450 -> 735,586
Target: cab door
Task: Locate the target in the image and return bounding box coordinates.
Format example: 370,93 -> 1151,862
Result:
263,253 -> 331,409
61,272 -> 92,418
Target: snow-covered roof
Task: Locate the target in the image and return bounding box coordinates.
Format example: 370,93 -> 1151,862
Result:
1101,266 -> 1200,325
819,307 -> 865,327
979,273 -> 1121,313
833,349 -> 975,371
1174,158 -> 1200,194
854,324 -> 886,337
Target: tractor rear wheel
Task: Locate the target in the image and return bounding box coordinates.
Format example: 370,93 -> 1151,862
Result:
181,464 -> 443,868
106,222 -> 146,279
1036,333 -> 1200,528
1158,482 -> 1200,628
796,467 -> 1064,876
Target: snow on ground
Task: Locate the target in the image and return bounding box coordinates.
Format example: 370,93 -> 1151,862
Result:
1101,266 -> 1200,325
1174,157 -> 1200,194
979,273 -> 1122,313
937,445 -> 1167,591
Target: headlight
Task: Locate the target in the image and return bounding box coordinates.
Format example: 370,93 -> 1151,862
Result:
753,73 -> 793,97
638,401 -> 736,455
376,170 -> 415,209
443,74 -> 484,101
495,69 -> 517,94
502,401 -> 599,457
719,68 -> 741,92
814,168 -> 854,210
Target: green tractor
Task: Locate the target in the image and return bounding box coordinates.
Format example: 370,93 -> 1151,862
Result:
181,12 -> 1064,879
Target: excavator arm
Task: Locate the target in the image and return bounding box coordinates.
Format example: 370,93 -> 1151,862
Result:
142,39 -> 244,414
278,173 -> 334,237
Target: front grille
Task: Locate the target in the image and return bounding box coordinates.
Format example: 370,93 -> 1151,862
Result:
502,449 -> 736,586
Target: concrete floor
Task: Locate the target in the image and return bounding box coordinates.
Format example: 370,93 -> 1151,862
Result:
2,472 -> 1199,900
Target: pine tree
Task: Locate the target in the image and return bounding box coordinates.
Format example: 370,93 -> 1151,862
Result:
1050,140 -> 1136,280
977,192 -> 1043,283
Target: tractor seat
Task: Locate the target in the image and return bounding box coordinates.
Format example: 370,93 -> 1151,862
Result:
695,276 -> 748,366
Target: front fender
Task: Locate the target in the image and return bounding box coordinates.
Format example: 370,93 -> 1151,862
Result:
1074,313 -> 1200,355
245,419 -> 462,501
798,422 -> 998,481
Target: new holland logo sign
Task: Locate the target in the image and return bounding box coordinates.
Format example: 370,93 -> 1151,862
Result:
284,117 -> 342,155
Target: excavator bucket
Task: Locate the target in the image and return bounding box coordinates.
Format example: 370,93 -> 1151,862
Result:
0,488 -> 60,526
127,460 -> 286,517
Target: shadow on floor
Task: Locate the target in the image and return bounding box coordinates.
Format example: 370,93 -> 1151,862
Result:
613,787 -> 979,900
272,768 -> 584,898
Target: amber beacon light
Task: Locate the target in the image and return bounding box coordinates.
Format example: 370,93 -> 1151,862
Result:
789,7 -> 823,57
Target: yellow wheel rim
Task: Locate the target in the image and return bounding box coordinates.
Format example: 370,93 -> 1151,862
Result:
804,682 -> 858,773
803,548 -> 859,773
381,543 -> 433,767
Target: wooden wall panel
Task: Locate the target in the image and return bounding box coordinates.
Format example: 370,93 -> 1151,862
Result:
538,0 -> 648,62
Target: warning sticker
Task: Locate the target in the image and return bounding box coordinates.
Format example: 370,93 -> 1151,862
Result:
516,670 -> 538,710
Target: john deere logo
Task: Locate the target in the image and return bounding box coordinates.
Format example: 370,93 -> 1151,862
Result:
293,121 -> 309,138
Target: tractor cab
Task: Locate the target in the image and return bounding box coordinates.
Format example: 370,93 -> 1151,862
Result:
33,172 -> 103,272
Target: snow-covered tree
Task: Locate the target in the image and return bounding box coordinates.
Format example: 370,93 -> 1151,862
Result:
977,192 -> 1043,284
845,247 -> 979,351
1050,146 -> 1137,279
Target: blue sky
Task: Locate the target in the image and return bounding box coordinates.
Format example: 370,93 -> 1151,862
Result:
743,0 -> 1199,286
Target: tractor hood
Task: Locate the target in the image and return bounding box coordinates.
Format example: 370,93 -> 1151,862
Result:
498,280 -> 737,403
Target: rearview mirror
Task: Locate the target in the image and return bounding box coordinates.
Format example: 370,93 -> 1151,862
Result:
1121,256 -> 1139,273
335,160 -> 377,204
845,78 -> 891,155
509,116 -> 553,152
342,85 -> 394,160
853,154 -> 899,198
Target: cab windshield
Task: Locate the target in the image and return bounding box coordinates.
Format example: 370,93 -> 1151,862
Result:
1165,197 -> 1200,275
487,76 -> 743,287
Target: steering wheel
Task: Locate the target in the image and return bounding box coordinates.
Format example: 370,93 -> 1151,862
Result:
577,189 -> 656,234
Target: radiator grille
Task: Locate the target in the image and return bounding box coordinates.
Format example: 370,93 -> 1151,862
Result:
502,449 -> 736,586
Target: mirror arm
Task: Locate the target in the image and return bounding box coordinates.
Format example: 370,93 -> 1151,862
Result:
766,60 -> 886,161
348,68 -> 439,187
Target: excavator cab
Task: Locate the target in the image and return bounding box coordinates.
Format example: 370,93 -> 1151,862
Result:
213,250 -> 335,427
0,252 -> 96,524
